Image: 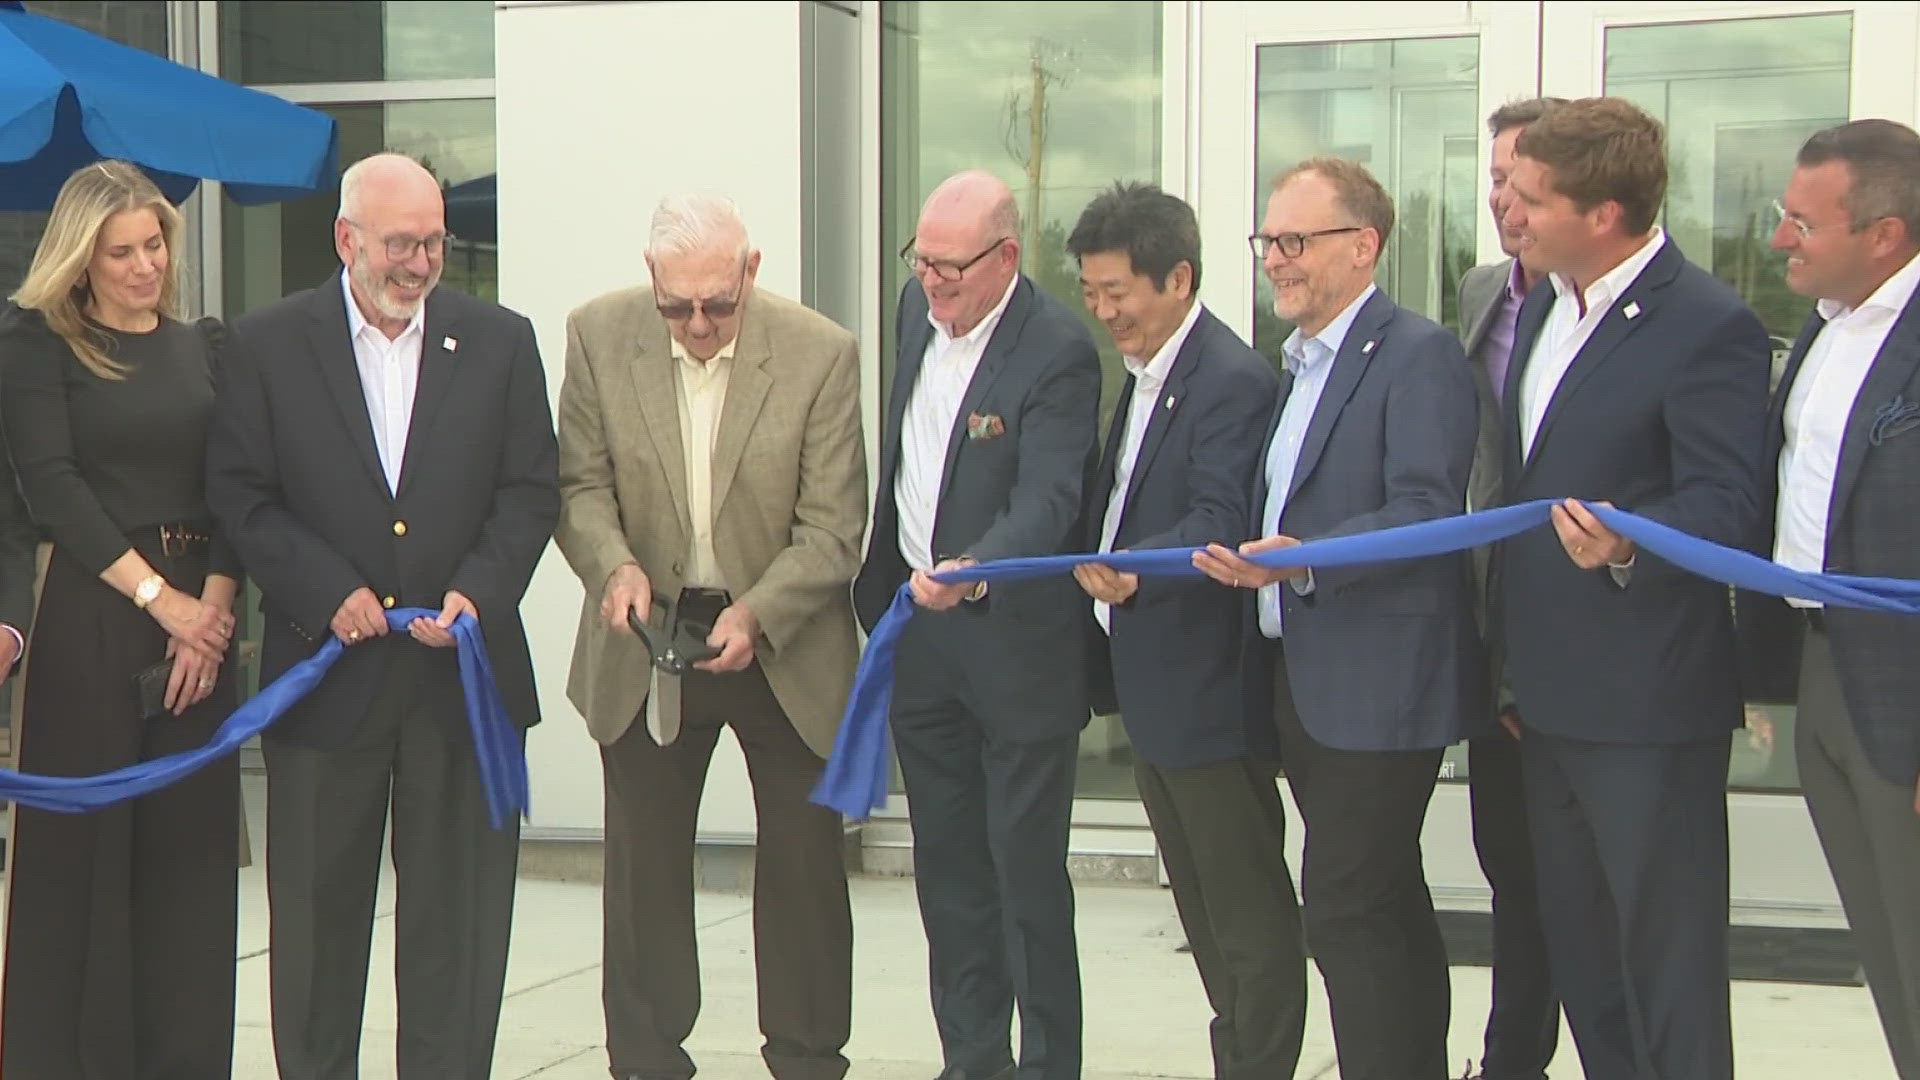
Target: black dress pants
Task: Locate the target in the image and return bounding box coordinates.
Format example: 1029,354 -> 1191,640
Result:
1468,730 -> 1560,1079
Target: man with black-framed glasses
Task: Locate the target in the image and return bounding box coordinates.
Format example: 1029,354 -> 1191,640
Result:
854,170 -> 1101,1080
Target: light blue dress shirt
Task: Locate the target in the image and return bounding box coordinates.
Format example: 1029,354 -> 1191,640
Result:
1259,284 -> 1377,638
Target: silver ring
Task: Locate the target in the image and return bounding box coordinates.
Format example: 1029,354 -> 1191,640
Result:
348,630 -> 361,642
199,679 -> 212,690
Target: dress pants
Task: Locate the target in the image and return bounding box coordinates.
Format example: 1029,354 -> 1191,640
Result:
0,542 -> 238,1080
1469,731 -> 1560,1079
1135,757 -> 1307,1080
1270,649 -> 1450,1080
599,647 -> 852,1080
891,616 -> 1081,1080
1521,729 -> 1732,1080
1796,625 -> 1920,1078
264,643 -> 521,1080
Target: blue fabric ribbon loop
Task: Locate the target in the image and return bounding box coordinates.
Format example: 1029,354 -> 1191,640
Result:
810,499 -> 1920,818
0,607 -> 527,828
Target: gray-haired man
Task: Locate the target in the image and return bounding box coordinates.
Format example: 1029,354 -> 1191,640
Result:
555,195 -> 867,1080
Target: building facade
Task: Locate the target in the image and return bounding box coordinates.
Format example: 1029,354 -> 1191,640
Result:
18,0 -> 1920,922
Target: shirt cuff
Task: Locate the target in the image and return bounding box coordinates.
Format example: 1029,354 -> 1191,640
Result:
1,623 -> 23,666
1607,554 -> 1634,589
1289,567 -> 1316,596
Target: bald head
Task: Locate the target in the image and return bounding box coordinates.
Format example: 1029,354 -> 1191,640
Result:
334,153 -> 446,335
911,170 -> 1022,336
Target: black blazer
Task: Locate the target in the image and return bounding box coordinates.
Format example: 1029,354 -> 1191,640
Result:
1240,290 -> 1488,752
1084,307 -> 1278,768
206,277 -> 559,749
853,275 -> 1101,741
1745,282 -> 1920,783
1498,239 -> 1770,745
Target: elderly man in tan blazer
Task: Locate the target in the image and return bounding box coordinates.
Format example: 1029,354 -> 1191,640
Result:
554,193 -> 866,1080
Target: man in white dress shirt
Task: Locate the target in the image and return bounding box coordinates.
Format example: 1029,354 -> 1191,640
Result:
1759,118 -> 1920,1079
1064,181 -> 1301,1080
853,171 -> 1101,1080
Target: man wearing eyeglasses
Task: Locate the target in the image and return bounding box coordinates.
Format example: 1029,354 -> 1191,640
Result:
207,152 -> 560,1078
554,194 -> 866,1080
853,170 -> 1101,1080
1195,158 -> 1486,1080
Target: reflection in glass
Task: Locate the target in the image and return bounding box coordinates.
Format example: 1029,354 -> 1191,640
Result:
219,0 -> 494,84
881,1 -> 1162,799
1606,12 -> 1852,794
1253,36 -> 1480,355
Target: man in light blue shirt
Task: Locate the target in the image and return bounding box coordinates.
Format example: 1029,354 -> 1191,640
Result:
1196,158 -> 1486,1080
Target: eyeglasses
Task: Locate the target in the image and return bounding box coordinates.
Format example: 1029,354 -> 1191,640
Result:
344,220 -> 452,261
656,261 -> 749,322
1248,227 -> 1364,260
1771,200 -> 1821,242
899,237 -> 1010,282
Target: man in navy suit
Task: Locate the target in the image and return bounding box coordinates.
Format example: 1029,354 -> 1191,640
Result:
1755,119 -> 1920,1078
1496,98 -> 1770,1080
1196,158 -> 1486,1080
853,171 -> 1101,1080
1064,181 -> 1305,1080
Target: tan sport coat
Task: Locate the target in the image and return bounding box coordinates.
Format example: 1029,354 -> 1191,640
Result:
554,285 -> 866,755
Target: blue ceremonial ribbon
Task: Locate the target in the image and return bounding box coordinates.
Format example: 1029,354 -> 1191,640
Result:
0,608 -> 528,828
810,499 -> 1920,818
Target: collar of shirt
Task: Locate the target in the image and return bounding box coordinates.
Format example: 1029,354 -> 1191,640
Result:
341,268 -> 425,346
1122,300 -> 1204,386
1548,226 -> 1665,317
1281,283 -> 1377,375
1815,247 -> 1920,327
1505,258 -> 1529,302
928,273 -> 1020,350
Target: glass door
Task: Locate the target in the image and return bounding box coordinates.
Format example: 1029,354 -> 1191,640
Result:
1541,0 -> 1920,920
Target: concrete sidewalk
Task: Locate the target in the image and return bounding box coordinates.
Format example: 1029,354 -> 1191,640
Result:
229,853 -> 1893,1080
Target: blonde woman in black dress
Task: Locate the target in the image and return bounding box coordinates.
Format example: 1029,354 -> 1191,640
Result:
0,160 -> 241,1078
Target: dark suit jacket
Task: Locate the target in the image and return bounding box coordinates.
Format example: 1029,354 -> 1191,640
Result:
1498,239 -> 1770,745
1242,289 -> 1489,752
1744,283 -> 1920,783
0,447 -> 35,638
1084,306 -> 1279,769
206,277 -> 560,749
853,275 -> 1100,741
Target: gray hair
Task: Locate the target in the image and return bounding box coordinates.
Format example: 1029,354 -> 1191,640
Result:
337,152 -> 432,220
648,194 -> 750,261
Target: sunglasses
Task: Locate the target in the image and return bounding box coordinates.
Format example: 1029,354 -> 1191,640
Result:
656,261 -> 749,322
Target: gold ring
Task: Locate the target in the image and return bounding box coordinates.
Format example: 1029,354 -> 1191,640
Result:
199,679 -> 212,690
348,630 -> 361,642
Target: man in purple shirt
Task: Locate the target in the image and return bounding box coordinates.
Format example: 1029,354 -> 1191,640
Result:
1455,96 -> 1565,1080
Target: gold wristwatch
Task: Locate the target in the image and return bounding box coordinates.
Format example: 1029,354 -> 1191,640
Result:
133,574 -> 165,609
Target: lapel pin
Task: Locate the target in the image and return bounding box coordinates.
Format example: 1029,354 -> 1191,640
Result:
1362,340 -> 1377,354
1164,395 -> 1177,410
443,336 -> 459,352
1622,302 -> 1641,320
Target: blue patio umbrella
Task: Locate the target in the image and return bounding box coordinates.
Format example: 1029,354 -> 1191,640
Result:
0,0 -> 337,209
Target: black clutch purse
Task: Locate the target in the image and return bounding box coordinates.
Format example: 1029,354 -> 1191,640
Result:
133,658 -> 173,720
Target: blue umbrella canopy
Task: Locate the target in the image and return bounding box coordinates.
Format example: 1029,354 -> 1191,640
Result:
0,1 -> 337,209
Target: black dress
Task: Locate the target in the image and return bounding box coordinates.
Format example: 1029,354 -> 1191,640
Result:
0,304 -> 240,1079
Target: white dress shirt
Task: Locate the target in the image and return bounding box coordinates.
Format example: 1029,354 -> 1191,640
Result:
1095,300 -> 1205,633
1774,249 -> 1920,605
1519,227 -> 1667,459
670,334 -> 738,590
342,269 -> 425,494
1258,284 -> 1376,638
894,275 -> 1021,572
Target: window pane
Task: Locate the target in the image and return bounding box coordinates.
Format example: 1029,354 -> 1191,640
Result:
219,0 -> 493,84
1254,36 -> 1481,353
880,0 -> 1161,799
1606,12 -> 1853,794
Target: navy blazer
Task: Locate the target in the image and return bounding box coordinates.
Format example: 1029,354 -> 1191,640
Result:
1084,307 -> 1280,768
1498,239 -> 1770,745
1745,281 -> 1920,783
1241,290 -> 1489,752
853,275 -> 1101,741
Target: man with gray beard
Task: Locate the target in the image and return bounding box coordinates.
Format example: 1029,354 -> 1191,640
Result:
207,152 -> 560,1079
